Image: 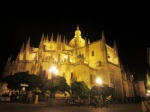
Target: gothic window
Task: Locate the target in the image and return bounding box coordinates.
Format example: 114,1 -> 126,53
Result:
63,72 -> 66,77
82,54 -> 84,57
90,74 -> 95,83
71,72 -> 73,79
107,53 -> 110,58
90,74 -> 93,83
110,74 -> 114,84
42,70 -> 46,77
110,69 -> 114,84
91,51 -> 94,56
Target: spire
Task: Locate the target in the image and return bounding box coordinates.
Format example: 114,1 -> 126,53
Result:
57,34 -> 62,50
113,39 -> 120,66
4,55 -> 12,70
120,61 -> 127,80
27,37 -> 30,44
120,61 -> 125,73
126,67 -> 131,76
39,33 -> 45,48
101,30 -> 108,69
85,37 -> 87,46
77,24 -> 79,30
46,34 -> 49,42
75,24 -> 81,38
50,33 -> 54,42
25,37 -> 30,51
101,30 -> 107,50
15,53 -> 19,63
120,60 -> 123,70
62,35 -> 66,50
7,55 -> 12,64
24,37 -> 30,61
19,43 -> 25,53
49,33 -> 54,49
59,34 -> 62,42
56,33 -> 59,43
66,38 -> 68,44
63,35 -> 65,44
88,38 -> 90,44
113,40 -> 118,55
7,55 -> 12,63
16,43 -> 25,62
101,30 -> 106,43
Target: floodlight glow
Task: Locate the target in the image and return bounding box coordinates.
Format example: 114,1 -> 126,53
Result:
49,66 -> 59,74
96,77 -> 102,84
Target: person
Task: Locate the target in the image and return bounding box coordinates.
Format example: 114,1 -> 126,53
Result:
142,98 -> 150,112
27,91 -> 33,103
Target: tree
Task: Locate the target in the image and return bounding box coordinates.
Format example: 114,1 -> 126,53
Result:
54,76 -> 70,93
90,85 -> 102,97
0,72 -> 28,90
43,76 -> 70,97
25,74 -> 43,91
0,72 -> 43,92
71,81 -> 90,99
91,84 -> 115,101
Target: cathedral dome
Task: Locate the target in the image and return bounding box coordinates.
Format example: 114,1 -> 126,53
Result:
69,25 -> 85,47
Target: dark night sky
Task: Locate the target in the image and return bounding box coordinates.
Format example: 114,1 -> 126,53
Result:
0,1 -> 150,80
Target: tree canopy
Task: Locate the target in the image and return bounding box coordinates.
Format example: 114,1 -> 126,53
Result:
71,81 -> 90,99
91,84 -> 115,100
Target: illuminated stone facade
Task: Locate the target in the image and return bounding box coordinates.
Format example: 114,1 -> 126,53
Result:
2,25 -> 124,98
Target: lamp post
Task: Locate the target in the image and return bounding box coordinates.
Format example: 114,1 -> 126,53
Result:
96,77 -> 103,100
49,66 -> 59,98
20,83 -> 29,103
20,83 -> 29,93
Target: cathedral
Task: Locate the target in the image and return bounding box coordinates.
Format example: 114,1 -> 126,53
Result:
2,25 -> 124,99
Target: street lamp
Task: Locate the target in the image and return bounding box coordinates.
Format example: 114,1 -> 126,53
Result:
96,77 -> 103,100
20,83 -> 29,102
49,66 -> 59,98
96,77 -> 103,85
20,83 -> 29,93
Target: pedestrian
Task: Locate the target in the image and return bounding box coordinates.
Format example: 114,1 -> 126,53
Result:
142,98 -> 150,112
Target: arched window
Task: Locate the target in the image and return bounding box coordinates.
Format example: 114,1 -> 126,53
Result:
90,74 -> 93,83
91,51 -> 94,56
63,72 -> 66,77
71,72 -> 74,79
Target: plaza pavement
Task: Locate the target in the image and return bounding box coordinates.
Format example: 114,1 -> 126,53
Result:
0,102 -> 142,112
